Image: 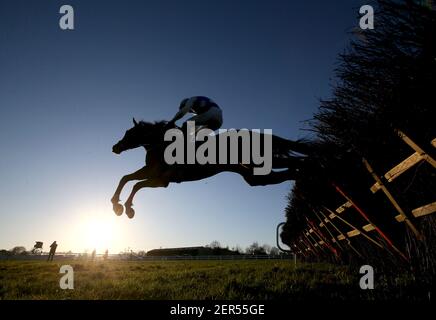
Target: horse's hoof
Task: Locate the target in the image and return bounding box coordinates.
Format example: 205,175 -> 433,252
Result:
125,206 -> 135,219
113,203 -> 124,216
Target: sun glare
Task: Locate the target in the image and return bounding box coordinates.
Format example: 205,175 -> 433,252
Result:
78,211 -> 121,253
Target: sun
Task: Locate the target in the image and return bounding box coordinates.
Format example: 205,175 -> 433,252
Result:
81,213 -> 117,253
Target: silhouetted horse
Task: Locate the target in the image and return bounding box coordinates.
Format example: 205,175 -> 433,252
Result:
112,119 -> 310,218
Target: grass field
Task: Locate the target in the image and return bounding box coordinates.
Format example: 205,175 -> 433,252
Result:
0,260 -> 430,300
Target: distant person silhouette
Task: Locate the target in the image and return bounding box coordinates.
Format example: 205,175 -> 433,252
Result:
91,249 -> 96,261
47,241 -> 57,262
168,96 -> 223,133
103,249 -> 109,261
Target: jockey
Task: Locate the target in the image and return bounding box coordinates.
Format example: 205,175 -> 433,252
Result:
168,96 -> 223,133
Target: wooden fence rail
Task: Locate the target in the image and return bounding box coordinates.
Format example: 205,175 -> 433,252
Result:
288,130 -> 435,261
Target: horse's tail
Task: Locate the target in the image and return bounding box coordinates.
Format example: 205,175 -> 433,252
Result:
272,136 -> 314,158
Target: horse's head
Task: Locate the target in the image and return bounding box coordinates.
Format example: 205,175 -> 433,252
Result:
112,118 -> 172,154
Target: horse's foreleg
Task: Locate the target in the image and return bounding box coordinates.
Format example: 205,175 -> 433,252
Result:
124,178 -> 170,219
111,166 -> 152,215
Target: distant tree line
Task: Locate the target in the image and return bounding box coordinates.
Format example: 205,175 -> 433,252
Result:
0,242 -> 283,258
0,246 -> 28,256
207,241 -> 281,256
0,246 -> 74,256
145,241 -> 282,257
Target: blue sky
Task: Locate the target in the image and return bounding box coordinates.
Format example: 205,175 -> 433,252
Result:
0,0 -> 366,253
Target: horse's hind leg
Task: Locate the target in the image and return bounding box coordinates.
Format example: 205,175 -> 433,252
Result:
272,156 -> 304,169
124,178 -> 169,219
111,166 -> 152,216
243,168 -> 296,186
